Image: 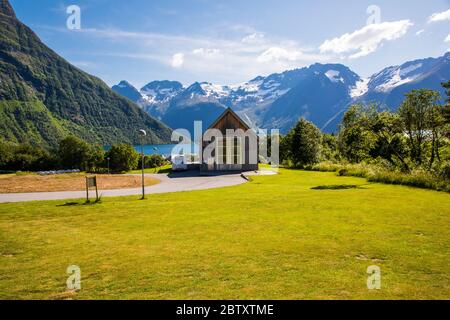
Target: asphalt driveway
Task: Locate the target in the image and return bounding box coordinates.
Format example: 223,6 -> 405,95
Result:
0,171 -> 248,203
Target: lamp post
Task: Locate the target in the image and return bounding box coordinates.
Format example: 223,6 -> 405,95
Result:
139,129 -> 147,199
153,147 -> 159,173
107,157 -> 110,174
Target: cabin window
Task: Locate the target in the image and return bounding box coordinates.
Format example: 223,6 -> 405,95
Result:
233,137 -> 242,164
215,137 -> 224,164
215,136 -> 242,164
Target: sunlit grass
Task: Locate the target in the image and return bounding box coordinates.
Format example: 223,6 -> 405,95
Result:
0,169 -> 448,299
128,164 -> 172,174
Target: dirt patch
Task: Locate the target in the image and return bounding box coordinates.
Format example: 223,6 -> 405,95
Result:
0,174 -> 160,193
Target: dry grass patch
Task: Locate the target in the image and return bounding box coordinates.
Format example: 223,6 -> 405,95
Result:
0,173 -> 160,193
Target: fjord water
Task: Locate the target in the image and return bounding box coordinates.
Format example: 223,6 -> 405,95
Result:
105,144 -> 198,156
134,144 -> 196,156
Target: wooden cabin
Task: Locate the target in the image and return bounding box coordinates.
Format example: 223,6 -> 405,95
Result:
200,108 -> 258,172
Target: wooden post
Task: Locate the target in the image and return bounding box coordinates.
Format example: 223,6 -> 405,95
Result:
86,176 -> 98,202
86,177 -> 89,202
95,178 -> 99,202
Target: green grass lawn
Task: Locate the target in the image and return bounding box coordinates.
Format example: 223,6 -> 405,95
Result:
0,169 -> 449,300
128,164 -> 172,174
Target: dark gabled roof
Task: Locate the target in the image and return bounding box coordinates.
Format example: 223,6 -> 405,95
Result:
206,107 -> 251,132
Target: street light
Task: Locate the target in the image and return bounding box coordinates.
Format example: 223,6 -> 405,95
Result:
107,157 -> 110,174
153,147 -> 159,173
139,129 -> 147,199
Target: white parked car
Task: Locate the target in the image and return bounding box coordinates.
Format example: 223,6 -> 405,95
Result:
171,155 -> 188,171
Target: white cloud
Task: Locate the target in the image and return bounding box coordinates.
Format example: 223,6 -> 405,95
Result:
192,48 -> 221,57
428,9 -> 450,23
171,53 -> 184,68
446,34 -> 450,42
241,32 -> 265,44
415,29 -> 425,36
257,47 -> 303,63
52,25 -> 331,83
319,20 -> 413,59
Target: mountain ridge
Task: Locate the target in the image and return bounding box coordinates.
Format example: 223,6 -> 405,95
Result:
113,54 -> 449,134
0,0 -> 172,147
0,0 -> 15,18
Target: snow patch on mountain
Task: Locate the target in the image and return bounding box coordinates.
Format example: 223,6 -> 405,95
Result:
140,81 -> 184,105
325,70 -> 344,83
374,68 -> 419,92
232,77 -> 291,104
400,63 -> 422,76
350,78 -> 369,98
199,82 -> 231,98
368,61 -> 429,93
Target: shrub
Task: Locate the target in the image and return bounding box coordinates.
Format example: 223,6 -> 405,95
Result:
306,161 -> 450,193
145,154 -> 167,169
438,161 -> 450,181
106,144 -> 139,173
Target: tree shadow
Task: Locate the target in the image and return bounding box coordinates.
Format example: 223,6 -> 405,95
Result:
311,184 -> 367,190
56,199 -> 102,207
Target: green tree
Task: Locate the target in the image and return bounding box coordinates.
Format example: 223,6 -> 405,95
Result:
338,104 -> 377,163
106,144 -> 139,172
399,89 -> 440,165
58,136 -> 92,170
279,134 -> 291,165
321,133 -> 339,162
442,81 -> 450,126
443,80 -> 450,104
286,118 -> 322,167
87,146 -> 106,172
5,143 -> 57,171
0,140 -> 14,169
368,111 -> 409,170
427,105 -> 447,168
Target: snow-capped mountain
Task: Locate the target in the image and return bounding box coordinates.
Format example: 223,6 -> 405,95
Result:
358,52 -> 450,108
112,52 -> 450,134
231,69 -> 309,108
368,57 -> 442,93
140,80 -> 183,103
138,81 -> 183,119
262,63 -> 361,132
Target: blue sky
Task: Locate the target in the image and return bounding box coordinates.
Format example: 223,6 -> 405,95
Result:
10,0 -> 450,88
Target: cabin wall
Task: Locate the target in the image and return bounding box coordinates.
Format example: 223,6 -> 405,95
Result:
200,111 -> 258,172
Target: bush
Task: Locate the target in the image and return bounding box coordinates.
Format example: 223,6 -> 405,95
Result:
145,154 -> 166,169
438,161 -> 450,181
306,161 -> 342,172
306,161 -> 450,193
106,144 -> 139,173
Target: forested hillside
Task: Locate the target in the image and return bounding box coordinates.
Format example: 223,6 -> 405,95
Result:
0,0 -> 172,147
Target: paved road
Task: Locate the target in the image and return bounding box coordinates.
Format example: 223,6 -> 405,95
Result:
0,171 -> 249,203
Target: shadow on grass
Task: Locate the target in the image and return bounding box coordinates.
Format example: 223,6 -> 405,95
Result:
155,167 -> 172,174
311,184 -> 367,190
57,199 -> 103,207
